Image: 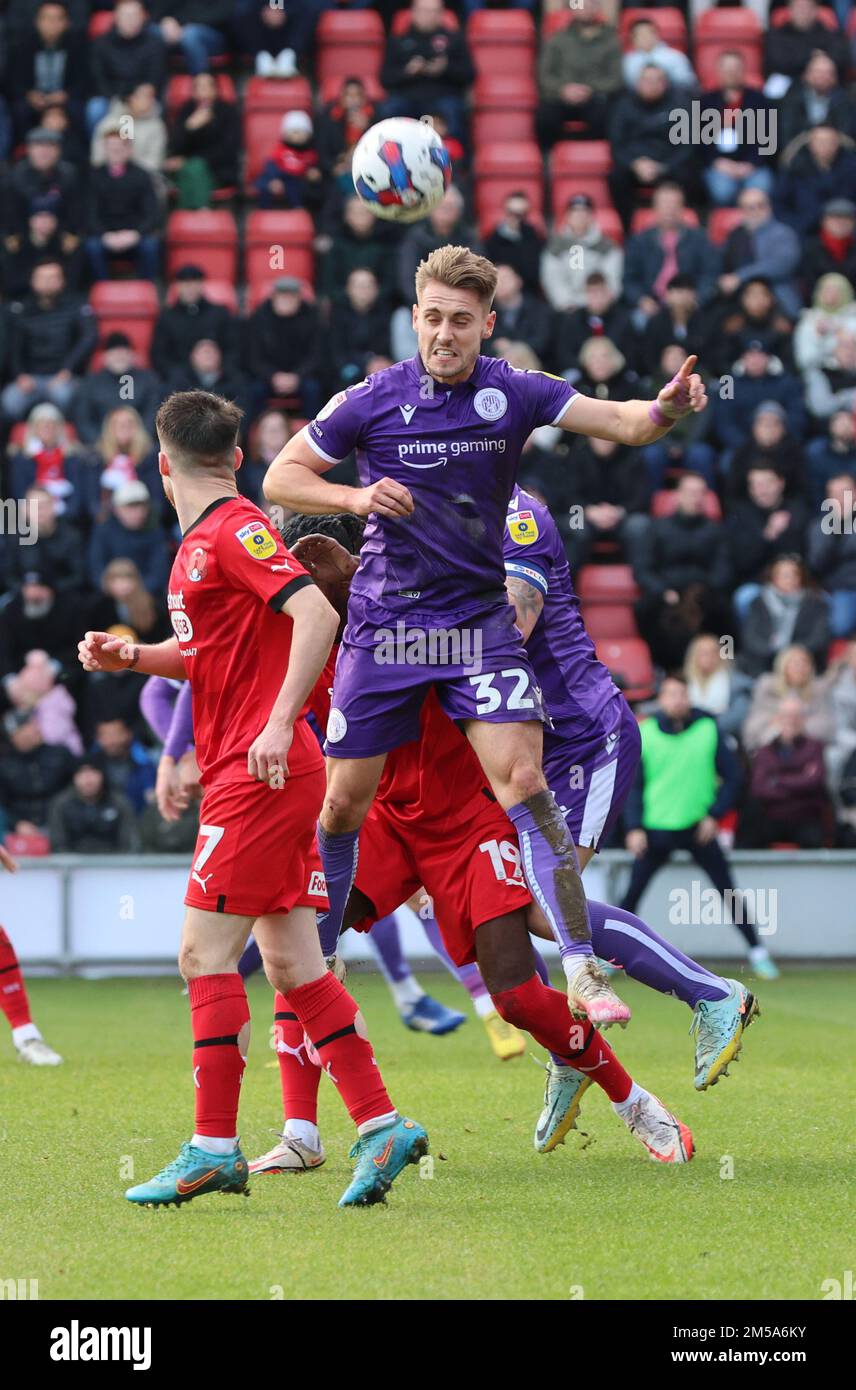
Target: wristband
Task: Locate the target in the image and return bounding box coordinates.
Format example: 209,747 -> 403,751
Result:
648,401 -> 670,427
127,645 -> 141,669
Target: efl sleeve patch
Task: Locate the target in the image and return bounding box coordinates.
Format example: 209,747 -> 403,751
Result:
234,520 -> 280,561
506,510 -> 540,546
505,560 -> 549,596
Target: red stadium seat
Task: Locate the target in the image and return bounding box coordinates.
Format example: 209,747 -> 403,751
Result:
550,141 -> 614,218
473,75 -> 538,112
245,210 -> 315,290
165,278 -> 239,313
552,175 -> 612,218
619,8 -> 689,53
243,110 -> 290,188
581,603 -> 639,640
474,141 -> 544,220
577,564 -> 640,604
88,11 -> 113,38
243,77 -> 313,115
165,74 -> 236,122
593,206 -> 624,245
594,637 -> 654,702
696,42 -> 763,89
316,9 -> 386,85
165,210 -> 238,282
472,109 -> 535,145
770,4 -> 838,25
89,282 -> 159,367
630,206 -> 699,234
466,9 -> 536,77
695,9 -> 763,41
707,207 -> 745,246
651,488 -> 722,521
391,7 -> 458,35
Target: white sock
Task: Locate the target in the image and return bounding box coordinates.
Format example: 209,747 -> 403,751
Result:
191,1134 -> 238,1155
562,951 -> 592,986
13,1023 -> 41,1046
284,1119 -> 320,1150
358,1110 -> 398,1138
474,993 -> 496,1019
387,975 -> 423,1010
749,945 -> 771,963
612,1081 -> 646,1118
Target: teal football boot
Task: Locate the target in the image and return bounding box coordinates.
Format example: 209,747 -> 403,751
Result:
125,1142 -> 250,1207
338,1117 -> 428,1207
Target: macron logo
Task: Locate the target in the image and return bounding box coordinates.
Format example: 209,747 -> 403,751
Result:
399,404 -> 416,425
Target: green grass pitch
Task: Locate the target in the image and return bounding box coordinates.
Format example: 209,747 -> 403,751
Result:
2,968 -> 854,1302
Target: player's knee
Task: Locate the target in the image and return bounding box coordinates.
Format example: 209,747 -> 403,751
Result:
505,760 -> 546,806
321,791 -> 368,834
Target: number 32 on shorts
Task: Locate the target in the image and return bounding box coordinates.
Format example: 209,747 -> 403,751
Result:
468,668 -> 535,716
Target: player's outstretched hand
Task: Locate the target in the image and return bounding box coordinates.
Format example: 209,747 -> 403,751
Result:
0,844 -> 18,873
78,631 -> 138,673
155,755 -> 187,823
353,477 -> 415,520
656,355 -> 708,420
248,717 -> 294,786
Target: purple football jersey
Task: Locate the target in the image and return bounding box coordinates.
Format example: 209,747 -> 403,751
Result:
504,486 -> 620,751
303,355 -> 577,630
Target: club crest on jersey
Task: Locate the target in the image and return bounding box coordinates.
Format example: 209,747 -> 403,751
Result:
235,520 -> 277,561
507,510 -> 539,545
473,387 -> 507,422
185,546 -> 208,583
326,708 -> 348,743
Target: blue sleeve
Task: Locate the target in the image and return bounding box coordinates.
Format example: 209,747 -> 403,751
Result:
303,377 -> 375,464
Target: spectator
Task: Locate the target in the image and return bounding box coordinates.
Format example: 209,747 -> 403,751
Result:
152,263 -> 239,376
561,433 -> 651,569
776,125 -> 856,238
808,472 -> 856,637
0,565 -> 85,676
72,333 -> 162,444
633,473 -> 732,670
800,198 -> 856,296
621,673 -> 777,977
640,343 -> 717,489
9,0 -> 88,143
607,68 -> 694,229
6,402 -> 93,520
683,633 -> 753,741
713,275 -> 794,376
728,468 -> 810,596
168,339 -> 256,421
739,559 -> 831,677
91,406 -> 161,519
245,277 -> 322,418
316,77 -> 377,177
92,557 -> 169,644
742,644 -> 836,751
318,196 -> 399,308
803,328 -> 856,422
714,339 -> 806,452
825,639 -> 856,812
718,187 -> 802,320
254,110 -> 323,212
764,0 -> 850,97
794,272 -> 856,373
483,191 -> 545,295
806,408 -> 856,506
622,184 -> 716,323
48,756 -> 139,851
490,264 -> 554,365
3,126 -> 80,240
92,83 -> 168,196
236,0 -> 325,77
86,127 -> 160,281
6,485 -> 86,594
778,50 -> 856,150
574,334 -> 638,401
88,0 -> 167,132
38,91 -> 87,166
701,50 -> 775,207
379,0 -> 475,144
329,269 -> 391,392
396,186 -> 470,304
0,205 -> 83,300
2,261 -> 96,421
726,401 -> 807,504
540,194 -> 623,311
90,715 -> 155,813
0,710 -> 76,833
553,271 -> 638,376
622,18 -> 696,92
738,698 -> 833,848
536,0 -> 622,145
635,273 -> 710,376
154,0 -> 232,77
166,72 -> 239,202
2,648 -> 82,754
88,481 -> 170,599
239,410 -> 290,507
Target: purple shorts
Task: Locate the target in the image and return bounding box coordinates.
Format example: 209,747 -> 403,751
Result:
542,695 -> 640,851
326,599 -> 547,759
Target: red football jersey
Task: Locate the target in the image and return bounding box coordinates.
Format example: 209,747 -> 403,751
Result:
167,496 -> 324,787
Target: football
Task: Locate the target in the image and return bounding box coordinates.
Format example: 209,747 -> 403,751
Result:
351,116 -> 452,223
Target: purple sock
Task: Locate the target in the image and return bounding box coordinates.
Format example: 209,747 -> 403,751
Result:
506,793 -> 592,964
532,948 -> 551,987
238,936 -> 263,980
420,912 -> 489,1002
369,912 -> 411,984
587,900 -> 730,1007
316,824 -> 360,957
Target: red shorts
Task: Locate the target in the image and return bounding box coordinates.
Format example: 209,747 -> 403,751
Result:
352,797 -> 532,965
184,767 -> 328,919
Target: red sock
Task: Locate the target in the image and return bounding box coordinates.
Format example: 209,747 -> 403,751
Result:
493,973 -> 632,1103
188,973 -> 250,1138
273,992 -> 321,1125
0,927 -> 33,1030
284,973 -> 394,1129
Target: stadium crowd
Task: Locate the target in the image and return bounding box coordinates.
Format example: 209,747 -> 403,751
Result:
2,0 -> 856,855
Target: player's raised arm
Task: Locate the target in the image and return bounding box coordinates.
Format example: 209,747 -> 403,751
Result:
78,632 -> 186,680
558,354 -> 708,448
